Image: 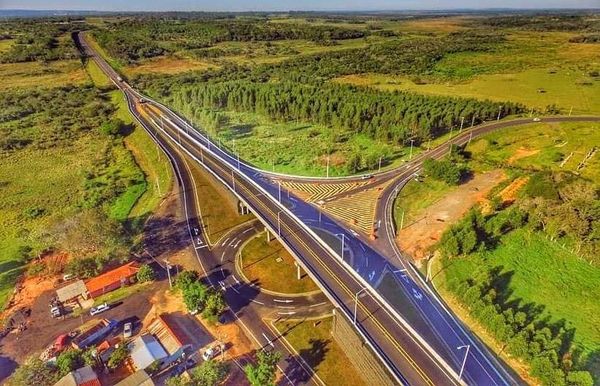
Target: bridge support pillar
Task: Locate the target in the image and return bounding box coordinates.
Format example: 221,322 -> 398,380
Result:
266,228 -> 272,242
294,262 -> 302,280
238,201 -> 251,215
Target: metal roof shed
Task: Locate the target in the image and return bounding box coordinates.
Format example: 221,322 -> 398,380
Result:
56,280 -> 87,302
128,334 -> 168,371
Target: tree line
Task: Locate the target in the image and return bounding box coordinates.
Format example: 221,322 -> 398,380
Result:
167,80 -> 521,145
91,18 -> 366,63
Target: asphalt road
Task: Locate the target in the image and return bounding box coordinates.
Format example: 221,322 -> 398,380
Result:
71,30 -> 595,385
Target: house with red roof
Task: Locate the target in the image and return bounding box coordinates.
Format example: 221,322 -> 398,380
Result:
85,262 -> 140,299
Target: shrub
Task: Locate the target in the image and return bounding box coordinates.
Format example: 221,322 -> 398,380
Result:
107,344 -> 129,370
136,264 -> 155,283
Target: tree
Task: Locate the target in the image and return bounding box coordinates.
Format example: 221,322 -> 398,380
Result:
81,347 -> 98,368
65,257 -> 98,279
190,359 -> 229,386
99,118 -> 125,136
244,351 -> 281,386
10,357 -> 59,386
175,270 -> 199,290
202,290 -> 227,322
182,281 -> 208,313
566,371 -> 594,386
136,264 -> 156,283
107,344 -> 129,370
56,349 -> 83,376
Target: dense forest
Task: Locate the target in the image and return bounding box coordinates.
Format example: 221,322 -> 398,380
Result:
165,81 -> 520,145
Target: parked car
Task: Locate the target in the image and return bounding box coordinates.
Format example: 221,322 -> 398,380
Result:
50,305 -> 62,318
533,117 -> 541,122
90,303 -> 110,316
202,345 -> 222,361
62,273 -> 75,281
123,322 -> 133,338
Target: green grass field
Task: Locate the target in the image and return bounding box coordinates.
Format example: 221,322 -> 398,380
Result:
207,110 -> 408,177
274,317 -> 366,386
240,233 -> 319,294
335,30 -> 600,115
468,121 -> 600,181
0,133 -> 112,310
434,229 -> 600,375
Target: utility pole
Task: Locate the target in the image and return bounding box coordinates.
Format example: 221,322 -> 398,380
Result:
165,260 -> 172,288
326,155 -> 330,178
467,131 -> 473,147
470,114 -> 476,128
569,106 -> 573,116
409,139 -> 415,160
459,116 -> 465,134
497,105 -> 503,121
378,156 -> 383,173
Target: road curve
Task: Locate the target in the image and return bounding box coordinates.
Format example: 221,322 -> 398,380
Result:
75,30 -> 543,386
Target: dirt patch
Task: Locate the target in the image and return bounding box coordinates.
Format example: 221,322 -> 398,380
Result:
507,147 -> 540,164
397,170 -> 506,259
498,176 -> 529,204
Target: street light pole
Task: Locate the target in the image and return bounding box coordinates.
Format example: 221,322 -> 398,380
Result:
409,139 -> 414,160
336,233 -> 346,260
497,105 -> 503,121
378,156 -> 382,173
278,181 -> 282,203
459,116 -> 465,133
326,155 -> 330,178
353,287 -> 368,325
458,344 -> 471,381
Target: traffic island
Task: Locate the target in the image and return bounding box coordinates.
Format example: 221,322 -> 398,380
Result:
236,232 -> 321,296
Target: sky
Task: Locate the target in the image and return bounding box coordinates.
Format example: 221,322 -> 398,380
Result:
1,0 -> 599,12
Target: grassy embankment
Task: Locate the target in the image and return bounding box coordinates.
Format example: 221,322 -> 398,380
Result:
240,233 -> 319,294
85,33 -> 252,242
273,317 -> 366,386
395,121 -> 600,378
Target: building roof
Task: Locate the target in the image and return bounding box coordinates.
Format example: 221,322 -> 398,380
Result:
56,280 -> 87,302
114,370 -> 155,386
54,366 -> 100,386
146,314 -> 185,355
128,334 -> 168,370
85,262 -> 140,295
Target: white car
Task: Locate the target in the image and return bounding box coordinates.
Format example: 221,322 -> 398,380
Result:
533,117 -> 541,122
202,345 -> 221,361
90,303 -> 110,316
123,322 -> 133,338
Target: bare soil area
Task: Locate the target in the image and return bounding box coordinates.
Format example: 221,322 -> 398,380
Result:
397,170 -> 506,259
